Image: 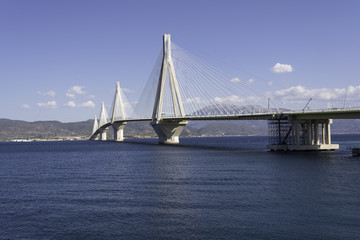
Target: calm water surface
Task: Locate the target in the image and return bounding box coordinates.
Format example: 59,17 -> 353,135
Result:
0,135 -> 359,239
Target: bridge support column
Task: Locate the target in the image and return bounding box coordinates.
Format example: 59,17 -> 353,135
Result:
306,120 -> 312,145
267,116 -> 338,151
314,121 -> 319,145
151,120 -> 188,144
325,119 -> 332,144
99,127 -> 108,141
112,122 -> 127,141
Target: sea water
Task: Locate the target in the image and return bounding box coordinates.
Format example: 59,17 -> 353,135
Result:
0,135 -> 359,239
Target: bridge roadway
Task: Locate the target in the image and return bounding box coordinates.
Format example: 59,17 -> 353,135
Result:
91,113 -> 274,138
91,108 -> 360,150
103,107 -> 360,124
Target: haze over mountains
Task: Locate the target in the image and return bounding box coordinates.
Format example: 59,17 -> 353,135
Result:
0,118 -> 359,141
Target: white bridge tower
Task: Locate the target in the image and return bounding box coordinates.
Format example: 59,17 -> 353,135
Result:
98,102 -> 109,141
90,115 -> 99,140
151,34 -> 187,144
111,81 -> 127,141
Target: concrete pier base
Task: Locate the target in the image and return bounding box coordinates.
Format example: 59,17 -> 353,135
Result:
99,127 -> 108,141
267,116 -> 339,151
151,120 -> 188,144
112,122 -> 127,141
267,144 -> 339,151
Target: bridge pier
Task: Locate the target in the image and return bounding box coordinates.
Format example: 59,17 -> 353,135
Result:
99,127 -> 108,141
151,120 -> 188,144
267,115 -> 339,151
112,122 -> 127,141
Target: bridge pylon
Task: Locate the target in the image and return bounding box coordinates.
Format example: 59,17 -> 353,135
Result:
98,101 -> 109,141
111,81 -> 127,141
89,115 -> 99,140
151,34 -> 187,144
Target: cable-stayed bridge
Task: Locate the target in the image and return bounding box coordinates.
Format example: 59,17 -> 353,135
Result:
90,34 -> 360,151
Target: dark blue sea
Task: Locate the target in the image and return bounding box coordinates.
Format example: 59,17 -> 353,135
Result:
1,135 -> 360,240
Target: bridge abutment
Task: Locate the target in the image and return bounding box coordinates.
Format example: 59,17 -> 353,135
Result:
267,115 -> 339,151
112,122 -> 127,141
151,120 -> 188,144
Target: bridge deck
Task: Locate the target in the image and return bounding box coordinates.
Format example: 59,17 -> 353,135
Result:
106,108 -> 360,124
92,108 -> 360,140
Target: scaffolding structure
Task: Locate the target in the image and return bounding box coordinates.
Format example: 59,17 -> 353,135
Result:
268,117 -> 292,145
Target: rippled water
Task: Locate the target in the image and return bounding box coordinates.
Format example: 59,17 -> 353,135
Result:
0,136 -> 359,239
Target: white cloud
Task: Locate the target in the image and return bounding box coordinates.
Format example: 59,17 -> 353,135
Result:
37,101 -> 57,108
66,85 -> 86,98
121,88 -> 135,93
230,77 -> 241,83
271,63 -> 294,73
248,78 -> 255,84
37,90 -> 56,97
64,101 -> 76,108
186,97 -> 202,104
66,93 -> 76,99
272,85 -> 360,104
214,95 -> 261,104
214,95 -> 245,104
70,86 -> 85,94
78,100 -> 96,108
247,96 -> 262,103
347,85 -> 360,96
86,94 -> 95,99
268,81 -> 273,86
64,100 -> 96,108
21,104 -> 31,109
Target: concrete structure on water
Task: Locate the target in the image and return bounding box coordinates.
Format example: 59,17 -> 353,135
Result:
267,115 -> 338,151
150,34 -> 187,144
90,34 -> 360,151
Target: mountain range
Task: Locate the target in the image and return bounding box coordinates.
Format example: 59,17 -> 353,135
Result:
0,118 -> 359,141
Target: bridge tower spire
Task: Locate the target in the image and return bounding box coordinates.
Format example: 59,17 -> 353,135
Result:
92,115 -> 99,135
89,115 -> 99,140
112,81 -> 125,122
151,34 -> 187,144
98,101 -> 109,141
99,102 -> 109,127
152,34 -> 185,121
111,81 -> 127,141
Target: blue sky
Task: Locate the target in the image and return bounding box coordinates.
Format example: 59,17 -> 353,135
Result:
1,0 -> 359,122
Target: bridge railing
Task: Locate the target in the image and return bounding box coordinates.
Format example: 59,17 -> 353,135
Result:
286,107 -> 360,114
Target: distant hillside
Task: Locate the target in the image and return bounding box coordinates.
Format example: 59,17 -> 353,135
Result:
0,118 -> 93,141
0,118 -> 266,141
193,122 -> 266,136
0,118 -> 359,141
